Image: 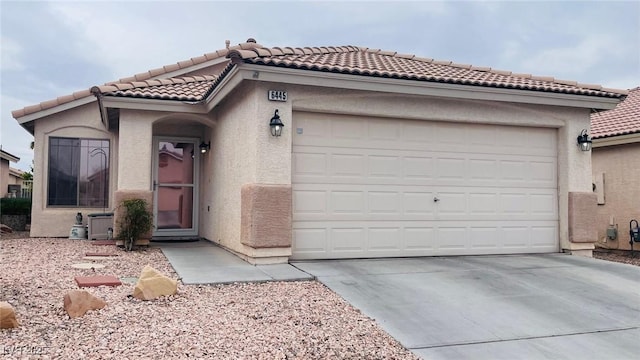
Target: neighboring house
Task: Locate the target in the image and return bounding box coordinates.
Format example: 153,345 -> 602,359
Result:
7,168 -> 32,199
12,39 -> 626,263
0,149 -> 20,198
591,87 -> 640,251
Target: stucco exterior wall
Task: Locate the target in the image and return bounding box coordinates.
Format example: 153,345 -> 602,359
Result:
29,103 -> 115,237
592,142 -> 640,250
200,83 -> 259,253
0,159 -> 10,197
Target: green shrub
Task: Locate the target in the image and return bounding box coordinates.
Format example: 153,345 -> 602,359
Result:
0,198 -> 32,216
117,198 -> 153,251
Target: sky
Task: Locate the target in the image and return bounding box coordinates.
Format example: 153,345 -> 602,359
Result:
1,0 -> 639,172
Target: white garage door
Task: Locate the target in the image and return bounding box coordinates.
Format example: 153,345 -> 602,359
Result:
291,112 -> 559,259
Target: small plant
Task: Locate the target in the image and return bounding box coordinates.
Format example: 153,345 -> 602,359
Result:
117,198 -> 153,251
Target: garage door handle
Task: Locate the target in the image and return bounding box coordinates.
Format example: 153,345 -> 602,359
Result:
433,197 -> 440,202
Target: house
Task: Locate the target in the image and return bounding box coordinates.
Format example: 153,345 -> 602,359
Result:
12,39 -> 627,263
1,149 -> 20,197
591,87 -> 640,250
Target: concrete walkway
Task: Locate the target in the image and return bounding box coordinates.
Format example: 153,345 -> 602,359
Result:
153,240 -> 313,284
293,254 -> 640,360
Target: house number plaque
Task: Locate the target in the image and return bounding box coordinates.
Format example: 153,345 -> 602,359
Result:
268,90 -> 288,102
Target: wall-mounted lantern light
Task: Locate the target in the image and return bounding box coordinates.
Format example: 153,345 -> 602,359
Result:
269,110 -> 284,137
577,129 -> 592,152
199,141 -> 211,154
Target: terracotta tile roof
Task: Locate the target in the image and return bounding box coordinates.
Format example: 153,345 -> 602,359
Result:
93,75 -> 218,102
12,39 -> 627,120
12,40 -> 262,119
591,87 -> 640,139
228,46 -> 627,98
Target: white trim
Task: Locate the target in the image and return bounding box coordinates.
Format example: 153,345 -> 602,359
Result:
152,136 -> 200,238
17,97 -> 96,124
101,97 -> 207,114
203,66 -> 244,112
236,65 -> 621,110
593,133 -> 640,148
0,151 -> 20,163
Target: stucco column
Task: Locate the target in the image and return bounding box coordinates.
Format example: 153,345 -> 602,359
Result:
114,110 -> 156,237
236,84 -> 293,264
558,111 -> 596,256
117,110 -> 155,190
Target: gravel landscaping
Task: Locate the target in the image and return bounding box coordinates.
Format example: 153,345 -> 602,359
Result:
593,248 -> 640,267
4,231 -> 639,360
1,235 -> 417,359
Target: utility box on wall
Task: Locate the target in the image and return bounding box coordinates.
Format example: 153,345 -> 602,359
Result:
87,213 -> 114,240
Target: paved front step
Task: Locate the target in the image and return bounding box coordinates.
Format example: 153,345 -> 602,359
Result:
75,275 -> 122,287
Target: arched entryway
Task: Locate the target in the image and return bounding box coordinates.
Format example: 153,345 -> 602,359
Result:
152,115 -> 214,239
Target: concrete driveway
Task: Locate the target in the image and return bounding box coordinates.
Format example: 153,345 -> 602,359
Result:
293,254 -> 640,359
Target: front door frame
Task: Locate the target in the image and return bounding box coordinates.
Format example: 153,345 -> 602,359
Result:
152,136 -> 200,238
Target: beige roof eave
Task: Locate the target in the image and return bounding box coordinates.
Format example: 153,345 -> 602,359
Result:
100,96 -> 209,114
593,133 -> 640,148
0,149 -> 20,163
16,96 -> 97,126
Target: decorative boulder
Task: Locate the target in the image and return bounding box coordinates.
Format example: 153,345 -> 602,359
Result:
63,290 -> 106,318
0,301 -> 19,328
133,265 -> 177,300
1,224 -> 13,234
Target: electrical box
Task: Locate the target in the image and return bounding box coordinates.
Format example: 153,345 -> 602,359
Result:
606,227 -> 617,240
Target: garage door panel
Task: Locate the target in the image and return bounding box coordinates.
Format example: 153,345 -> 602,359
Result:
331,154 -> 365,177
405,227 -> 436,251
531,226 -> 559,248
402,122 -> 437,143
530,161 -> 556,183
292,228 -> 328,255
369,119 -> 401,140
368,191 -> 401,214
368,155 -> 402,178
404,192 -> 436,215
292,221 -> 558,259
295,114 -> 556,156
469,193 -> 499,214
293,186 -> 557,221
331,228 -> 365,253
438,227 -> 468,250
436,158 -> 466,181
470,227 -> 501,249
293,146 -> 555,189
369,227 -> 403,252
330,191 -> 365,214
292,113 -> 558,259
293,152 -> 327,177
330,118 -> 366,139
293,190 -> 327,215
